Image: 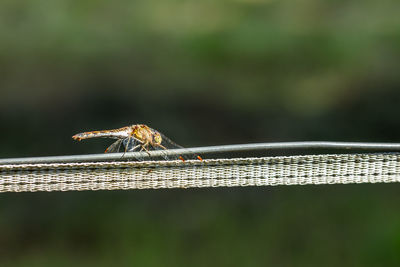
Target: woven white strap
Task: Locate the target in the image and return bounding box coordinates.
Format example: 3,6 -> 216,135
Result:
1,153 -> 399,193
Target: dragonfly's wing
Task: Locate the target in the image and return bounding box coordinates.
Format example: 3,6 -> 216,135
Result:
105,139 -> 123,153
105,137 -> 143,155
121,137 -> 148,161
153,129 -> 202,161
150,144 -> 178,161
156,131 -> 184,149
123,137 -> 142,152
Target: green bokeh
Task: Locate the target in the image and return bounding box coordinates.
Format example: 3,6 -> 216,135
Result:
1,0 -> 400,266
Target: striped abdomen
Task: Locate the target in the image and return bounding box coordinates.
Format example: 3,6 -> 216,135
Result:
72,127 -> 131,141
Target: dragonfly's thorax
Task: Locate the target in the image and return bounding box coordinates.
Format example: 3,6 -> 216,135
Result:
131,124 -> 162,145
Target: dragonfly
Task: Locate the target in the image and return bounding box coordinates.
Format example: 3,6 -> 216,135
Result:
72,124 -> 202,161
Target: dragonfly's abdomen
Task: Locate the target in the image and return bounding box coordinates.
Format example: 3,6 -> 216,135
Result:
72,127 -> 131,141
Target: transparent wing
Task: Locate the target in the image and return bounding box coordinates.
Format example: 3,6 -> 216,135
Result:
122,137 -> 148,161
152,129 -> 202,161
105,139 -> 123,153
123,137 -> 142,152
150,143 -> 179,161
122,137 -> 172,161
105,138 -> 142,154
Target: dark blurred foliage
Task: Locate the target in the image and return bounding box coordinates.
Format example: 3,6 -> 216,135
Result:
1,0 -> 400,266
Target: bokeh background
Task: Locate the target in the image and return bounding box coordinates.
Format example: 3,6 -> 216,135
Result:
1,0 -> 400,266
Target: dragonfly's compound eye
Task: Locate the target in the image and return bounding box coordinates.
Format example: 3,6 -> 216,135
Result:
154,133 -> 162,144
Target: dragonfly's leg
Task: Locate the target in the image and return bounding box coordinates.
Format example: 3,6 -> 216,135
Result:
121,137 -> 129,157
122,136 -> 141,151
120,137 -> 140,159
154,143 -> 167,150
139,142 -> 151,157
130,144 -> 141,151
122,143 -> 142,160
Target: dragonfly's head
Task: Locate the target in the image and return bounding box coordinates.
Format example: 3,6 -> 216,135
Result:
153,132 -> 162,145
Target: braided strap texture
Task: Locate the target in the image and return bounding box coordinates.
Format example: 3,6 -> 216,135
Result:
1,153 -> 399,193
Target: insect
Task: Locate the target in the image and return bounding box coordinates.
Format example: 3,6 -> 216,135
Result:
72,124 -> 202,161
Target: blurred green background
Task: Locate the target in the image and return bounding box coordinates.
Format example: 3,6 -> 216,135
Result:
1,0 -> 400,266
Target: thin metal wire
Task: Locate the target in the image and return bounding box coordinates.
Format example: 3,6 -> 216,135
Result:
2,141 -> 400,165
